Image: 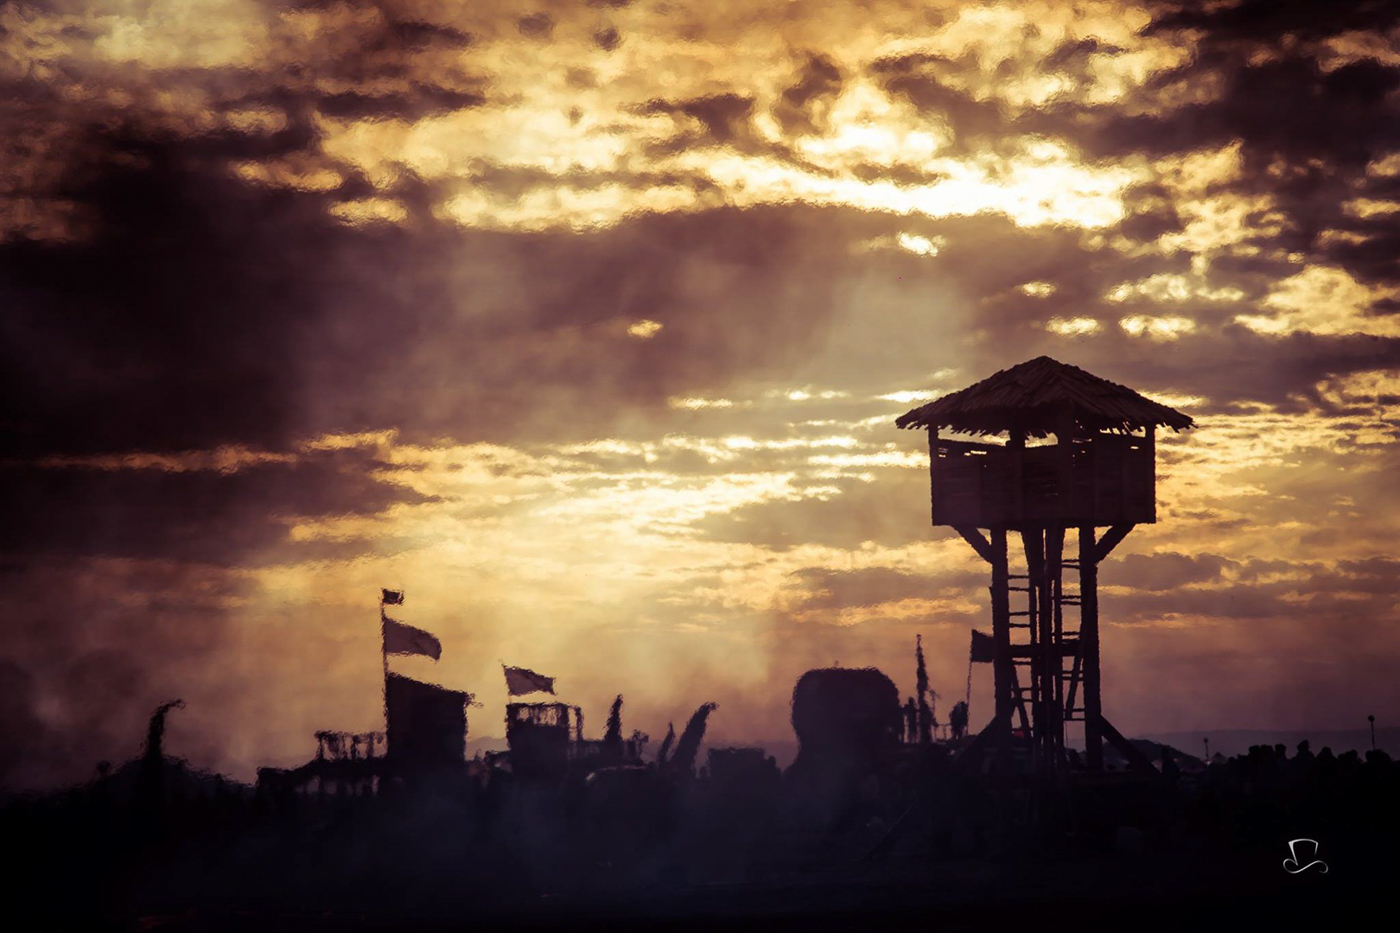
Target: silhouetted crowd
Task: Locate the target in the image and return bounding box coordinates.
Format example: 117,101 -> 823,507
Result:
1181,741 -> 1398,852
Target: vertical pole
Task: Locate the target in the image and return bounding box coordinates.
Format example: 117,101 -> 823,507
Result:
1055,404 -> 1076,521
1009,429 -> 1025,522
1145,425 -> 1157,523
1022,528 -> 1044,758
928,428 -> 939,526
1079,526 -> 1103,770
1045,525 -> 1065,763
991,527 -> 1011,725
380,599 -> 390,750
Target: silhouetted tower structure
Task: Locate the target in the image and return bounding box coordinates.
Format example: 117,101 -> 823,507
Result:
897,357 -> 1193,773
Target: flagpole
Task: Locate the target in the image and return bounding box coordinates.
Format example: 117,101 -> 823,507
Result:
380,595 -> 389,736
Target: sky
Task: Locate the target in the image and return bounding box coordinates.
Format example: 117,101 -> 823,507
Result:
2,0 -> 1399,789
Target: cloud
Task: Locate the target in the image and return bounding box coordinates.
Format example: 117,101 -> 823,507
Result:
694,473 -> 933,551
0,444 -> 432,564
774,53 -> 844,135
1106,551 -> 1235,591
785,564 -> 983,613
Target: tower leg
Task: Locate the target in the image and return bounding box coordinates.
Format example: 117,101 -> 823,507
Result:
1021,526 -> 1067,771
1020,528 -> 1045,761
1079,525 -> 1103,770
990,527 -> 1012,725
1045,525 -> 1065,764
991,523 -> 1013,717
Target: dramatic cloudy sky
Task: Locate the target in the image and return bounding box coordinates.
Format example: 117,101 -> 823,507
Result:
3,0 -> 1399,788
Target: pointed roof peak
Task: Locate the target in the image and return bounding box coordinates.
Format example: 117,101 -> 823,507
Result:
896,357 -> 1194,436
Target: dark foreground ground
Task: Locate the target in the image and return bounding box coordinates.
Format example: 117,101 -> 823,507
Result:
6,741 -> 1396,931
14,852 -> 1377,933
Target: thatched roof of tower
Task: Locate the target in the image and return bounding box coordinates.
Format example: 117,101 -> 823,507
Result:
895,356 -> 1194,437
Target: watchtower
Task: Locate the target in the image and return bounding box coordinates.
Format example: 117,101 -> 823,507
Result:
897,357 -> 1193,773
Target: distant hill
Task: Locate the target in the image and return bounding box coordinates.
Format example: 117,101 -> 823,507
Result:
1136,727 -> 1398,760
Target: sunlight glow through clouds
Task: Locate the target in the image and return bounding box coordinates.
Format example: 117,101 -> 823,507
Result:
1046,316 -> 1101,336
1106,273 -> 1244,303
1119,314 -> 1197,340
897,232 -> 941,256
627,319 -> 664,338
1236,266 -> 1400,337
877,390 -> 940,404
668,397 -> 738,410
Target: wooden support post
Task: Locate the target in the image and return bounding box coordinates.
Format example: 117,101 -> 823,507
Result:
1101,716 -> 1158,774
1045,525 -> 1065,761
928,428 -> 939,526
1009,666 -> 1031,735
990,527 -> 1012,725
1079,524 -> 1103,770
1021,527 -> 1045,759
1064,646 -> 1082,720
1055,404 -> 1076,520
1009,429 -> 1025,521
1145,425 -> 1157,523
1093,522 -> 1135,563
953,525 -> 994,564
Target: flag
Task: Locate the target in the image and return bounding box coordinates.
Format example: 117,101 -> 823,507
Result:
385,673 -> 469,766
970,629 -> 995,663
383,616 -> 441,661
504,665 -> 555,696
381,588 -> 405,605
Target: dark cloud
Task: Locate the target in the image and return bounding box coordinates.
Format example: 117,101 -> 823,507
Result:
1004,7 -> 1400,289
593,26 -> 622,52
382,19 -> 474,51
1103,553 -> 1400,623
0,557 -> 242,788
314,84 -> 486,121
517,13 -> 554,39
774,53 -> 843,135
788,564 -> 982,612
695,473 -> 934,551
640,93 -> 756,147
1056,58 -> 1400,169
1144,0 -> 1400,43
0,446 -> 430,564
0,124 -> 861,459
1107,551 -> 1235,591
871,53 -> 1008,150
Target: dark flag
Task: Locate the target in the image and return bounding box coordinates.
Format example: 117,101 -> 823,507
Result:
504,665 -> 555,695
382,588 -> 405,605
385,672 -> 470,768
384,616 -> 442,661
970,629 -> 995,663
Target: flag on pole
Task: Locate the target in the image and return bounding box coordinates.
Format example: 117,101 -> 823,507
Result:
381,588 -> 405,606
383,616 -> 441,661
503,665 -> 555,695
970,629 -> 995,663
